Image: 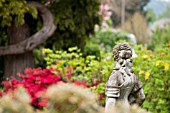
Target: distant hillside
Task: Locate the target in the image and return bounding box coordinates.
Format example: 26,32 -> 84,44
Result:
145,0 -> 170,17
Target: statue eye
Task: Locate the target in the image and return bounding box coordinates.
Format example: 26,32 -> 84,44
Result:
120,61 -> 123,65
130,59 -> 133,63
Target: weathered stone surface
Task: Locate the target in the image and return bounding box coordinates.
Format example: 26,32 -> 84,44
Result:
105,43 -> 145,112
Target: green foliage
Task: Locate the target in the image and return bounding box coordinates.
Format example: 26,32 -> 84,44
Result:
90,26 -> 129,52
0,0 -> 37,27
145,8 -> 156,22
45,0 -> 101,50
0,0 -> 100,50
83,41 -> 101,58
133,43 -> 170,113
44,47 -> 113,86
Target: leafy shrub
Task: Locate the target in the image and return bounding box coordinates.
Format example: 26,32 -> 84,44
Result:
45,0 -> 101,50
90,26 -> 129,52
145,8 -> 156,23
33,26 -> 132,67
83,42 -> 101,58
44,47 -> 114,105
0,0 -> 37,27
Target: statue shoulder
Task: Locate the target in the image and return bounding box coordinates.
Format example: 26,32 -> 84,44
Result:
106,70 -> 123,87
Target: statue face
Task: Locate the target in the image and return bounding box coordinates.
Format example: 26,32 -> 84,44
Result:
119,50 -> 132,59
126,59 -> 133,67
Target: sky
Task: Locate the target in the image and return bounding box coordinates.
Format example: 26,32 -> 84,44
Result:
158,0 -> 170,2
145,0 -> 170,16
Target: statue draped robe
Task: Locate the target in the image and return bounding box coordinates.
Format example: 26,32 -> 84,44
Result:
105,69 -> 145,110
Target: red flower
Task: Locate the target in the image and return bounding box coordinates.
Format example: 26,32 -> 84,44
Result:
0,66 -> 90,109
73,81 -> 87,87
1,68 -> 62,108
38,98 -> 48,107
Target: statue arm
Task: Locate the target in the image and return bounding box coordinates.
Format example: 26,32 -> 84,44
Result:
105,71 -> 121,111
105,86 -> 119,112
105,97 -> 116,112
129,76 -> 145,106
135,87 -> 145,106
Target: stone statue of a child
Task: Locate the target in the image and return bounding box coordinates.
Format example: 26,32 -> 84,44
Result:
105,43 -> 145,111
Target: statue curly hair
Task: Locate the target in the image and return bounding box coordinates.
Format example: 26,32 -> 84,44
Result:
112,43 -> 132,61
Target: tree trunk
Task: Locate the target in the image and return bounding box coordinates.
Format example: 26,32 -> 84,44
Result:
1,2 -> 56,79
121,0 -> 125,28
4,22 -> 34,79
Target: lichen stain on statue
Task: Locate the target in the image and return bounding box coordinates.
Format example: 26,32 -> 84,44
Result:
105,43 -> 145,112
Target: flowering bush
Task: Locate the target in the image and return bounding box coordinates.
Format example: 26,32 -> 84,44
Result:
1,67 -> 87,109
133,43 -> 170,113
1,68 -> 61,108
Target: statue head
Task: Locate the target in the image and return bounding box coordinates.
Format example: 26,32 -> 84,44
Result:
112,43 -> 132,62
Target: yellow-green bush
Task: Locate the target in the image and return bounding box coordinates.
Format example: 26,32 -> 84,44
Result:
44,46 -> 114,85
133,43 -> 170,113
44,47 -> 114,105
